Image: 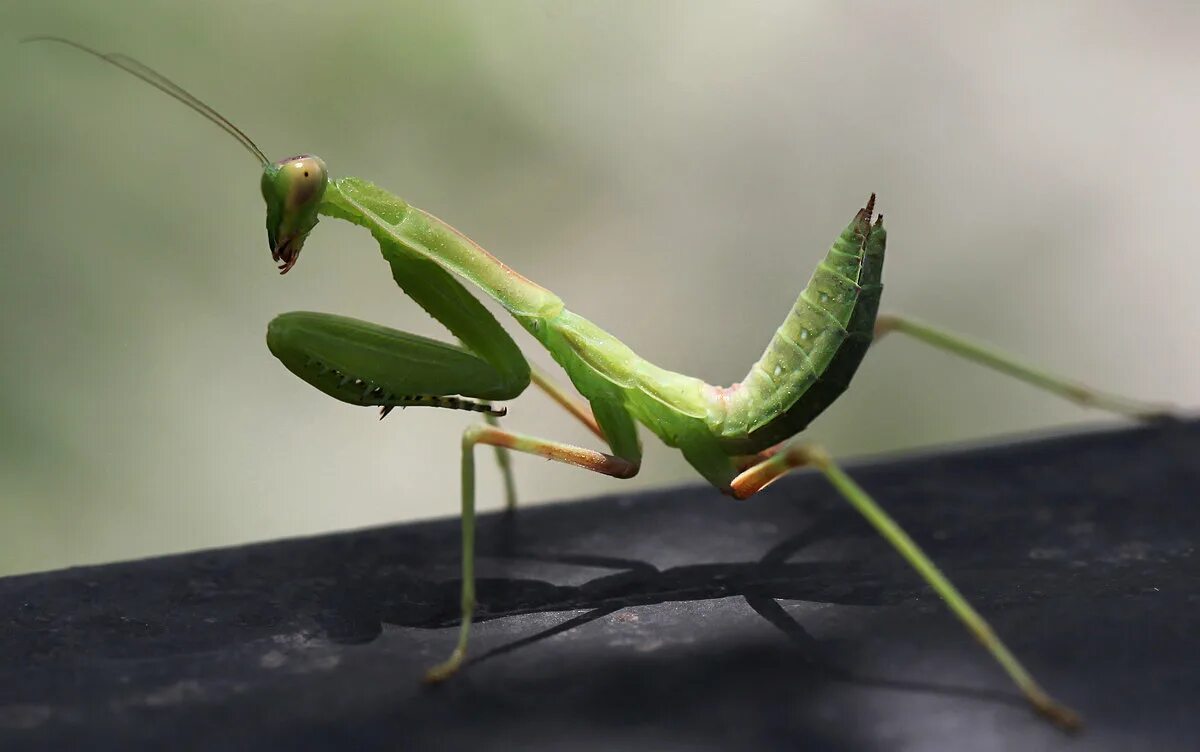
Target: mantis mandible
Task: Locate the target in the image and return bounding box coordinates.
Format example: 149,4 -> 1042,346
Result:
31,38 -> 1173,731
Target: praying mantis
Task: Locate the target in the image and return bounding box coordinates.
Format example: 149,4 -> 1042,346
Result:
30,38 -> 1174,732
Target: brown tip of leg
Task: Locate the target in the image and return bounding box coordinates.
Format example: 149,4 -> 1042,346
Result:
1036,701 -> 1083,733
864,193 -> 876,219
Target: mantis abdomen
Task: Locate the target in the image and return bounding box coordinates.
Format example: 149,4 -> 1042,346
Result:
715,198 -> 885,452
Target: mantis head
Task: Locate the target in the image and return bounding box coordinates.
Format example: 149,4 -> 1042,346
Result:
261,154 -> 329,274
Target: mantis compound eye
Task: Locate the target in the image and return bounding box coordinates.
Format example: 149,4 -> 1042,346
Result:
279,155 -> 328,209
261,154 -> 329,274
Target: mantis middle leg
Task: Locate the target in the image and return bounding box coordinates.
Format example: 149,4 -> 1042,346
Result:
730,440 -> 1082,730
423,423 -> 640,683
488,366 -> 606,510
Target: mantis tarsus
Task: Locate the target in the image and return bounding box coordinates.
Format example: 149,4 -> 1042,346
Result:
31,37 -> 1175,732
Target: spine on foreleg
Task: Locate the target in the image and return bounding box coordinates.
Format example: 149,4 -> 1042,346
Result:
717,196 -> 886,452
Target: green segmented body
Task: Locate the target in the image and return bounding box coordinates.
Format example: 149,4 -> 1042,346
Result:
315,177 -> 886,487
715,203 -> 886,453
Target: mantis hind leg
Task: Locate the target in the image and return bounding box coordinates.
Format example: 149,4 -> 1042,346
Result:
873,314 -> 1171,420
730,442 -> 1082,731
423,423 -> 640,684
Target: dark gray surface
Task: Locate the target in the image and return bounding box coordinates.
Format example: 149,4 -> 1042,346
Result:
1,419 -> 1198,751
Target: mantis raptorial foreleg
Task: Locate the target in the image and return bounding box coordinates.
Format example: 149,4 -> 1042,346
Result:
730,441 -> 1082,730
873,314 -> 1171,420
424,423 -> 640,683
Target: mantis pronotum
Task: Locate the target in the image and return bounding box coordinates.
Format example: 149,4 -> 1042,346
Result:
31,37 -> 1173,731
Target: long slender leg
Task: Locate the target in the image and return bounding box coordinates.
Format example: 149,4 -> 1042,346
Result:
874,314 -> 1170,420
486,366 -> 603,511
422,424 -> 639,684
529,364 -> 604,439
484,414 -> 518,510
733,441 -> 786,472
730,441 -> 1081,731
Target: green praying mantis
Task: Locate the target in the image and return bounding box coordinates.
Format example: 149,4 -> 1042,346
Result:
29,37 -> 1175,732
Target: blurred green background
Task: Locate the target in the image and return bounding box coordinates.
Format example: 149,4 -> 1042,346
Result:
2,1 -> 1197,576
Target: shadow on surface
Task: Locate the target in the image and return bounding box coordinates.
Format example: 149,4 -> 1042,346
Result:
1,420 -> 1198,751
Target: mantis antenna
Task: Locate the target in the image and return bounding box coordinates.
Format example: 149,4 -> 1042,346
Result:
24,36 -> 269,166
